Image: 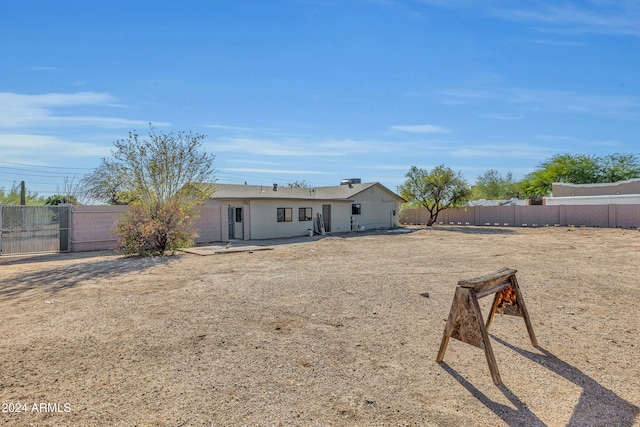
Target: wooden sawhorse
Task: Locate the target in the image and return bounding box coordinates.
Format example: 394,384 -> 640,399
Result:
435,268 -> 538,385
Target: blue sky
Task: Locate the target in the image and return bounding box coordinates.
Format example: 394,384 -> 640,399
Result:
1,0 -> 639,199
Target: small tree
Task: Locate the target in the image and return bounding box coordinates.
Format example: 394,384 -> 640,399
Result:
398,165 -> 471,226
44,194 -> 79,205
520,153 -> 640,197
472,170 -> 520,200
287,179 -> 311,189
107,124 -> 216,255
81,160 -> 135,205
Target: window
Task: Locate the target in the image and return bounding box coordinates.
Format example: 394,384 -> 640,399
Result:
352,204 -> 361,215
277,207 -> 292,222
235,207 -> 243,223
299,207 -> 312,221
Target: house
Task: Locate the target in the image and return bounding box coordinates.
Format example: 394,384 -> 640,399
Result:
203,181 -> 405,240
466,198 -> 527,207
545,178 -> 640,205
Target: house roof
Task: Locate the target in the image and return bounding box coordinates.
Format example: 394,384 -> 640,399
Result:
204,182 -> 405,202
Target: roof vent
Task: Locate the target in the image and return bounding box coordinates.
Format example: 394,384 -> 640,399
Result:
273,183 -> 278,191
341,178 -> 361,186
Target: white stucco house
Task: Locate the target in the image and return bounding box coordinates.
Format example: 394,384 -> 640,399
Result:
202,182 -> 405,240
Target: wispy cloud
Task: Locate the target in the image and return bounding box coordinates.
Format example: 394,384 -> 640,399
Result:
0,91 -> 167,129
354,164 -> 412,171
535,134 -> 578,142
440,87 -> 640,119
390,124 -> 451,133
479,113 -> 524,120
449,143 -> 556,159
524,38 -> 587,47
212,136 -> 396,158
0,134 -> 111,159
27,66 -> 65,71
493,4 -> 640,37
223,168 -> 330,175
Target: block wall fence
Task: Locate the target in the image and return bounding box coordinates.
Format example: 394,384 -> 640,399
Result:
64,203 -> 640,253
400,204 -> 640,229
69,205 -> 228,252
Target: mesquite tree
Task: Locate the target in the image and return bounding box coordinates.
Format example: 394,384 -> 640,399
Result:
399,165 -> 471,226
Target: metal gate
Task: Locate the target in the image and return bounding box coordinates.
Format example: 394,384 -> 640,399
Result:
0,205 -> 71,255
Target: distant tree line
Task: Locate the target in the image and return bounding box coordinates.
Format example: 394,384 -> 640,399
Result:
3,148 -> 639,235
399,152 -> 640,226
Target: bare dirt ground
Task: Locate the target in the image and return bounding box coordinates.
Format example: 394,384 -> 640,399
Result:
1,226 -> 639,426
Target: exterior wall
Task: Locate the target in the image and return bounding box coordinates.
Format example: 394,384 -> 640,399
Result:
350,186 -> 400,230
243,204 -> 251,240
545,194 -> 640,205
247,200 -> 352,239
552,179 -> 640,197
192,205 -> 228,243
611,204 -> 640,228
400,204 -> 640,229
437,207 -> 475,225
70,205 -> 128,252
70,204 -> 227,252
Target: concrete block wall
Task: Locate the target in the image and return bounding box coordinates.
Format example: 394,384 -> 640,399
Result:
478,206 -> 515,226
400,204 -> 640,229
71,204 -> 227,253
71,205 -> 129,252
192,205 -> 227,243
518,205 -> 562,226
440,207 -> 475,225
611,205 -> 640,229
564,205 -> 609,227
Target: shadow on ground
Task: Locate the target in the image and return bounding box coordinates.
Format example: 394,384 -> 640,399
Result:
440,336 -> 639,427
0,253 -> 180,301
429,226 -> 520,235
194,227 -> 418,250
439,362 -> 547,426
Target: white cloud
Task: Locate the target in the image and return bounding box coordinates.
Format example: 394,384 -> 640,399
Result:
449,143 -> 556,159
493,4 -> 640,37
479,113 -> 524,120
0,134 -> 111,159
390,124 -> 451,133
440,87 -> 640,119
212,137 -> 394,157
0,91 -> 167,129
223,168 -> 330,175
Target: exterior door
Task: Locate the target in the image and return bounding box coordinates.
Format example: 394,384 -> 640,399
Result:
233,207 -> 244,240
228,206 -> 235,239
322,204 -> 331,232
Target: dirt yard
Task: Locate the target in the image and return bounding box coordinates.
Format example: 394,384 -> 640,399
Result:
1,226 -> 639,426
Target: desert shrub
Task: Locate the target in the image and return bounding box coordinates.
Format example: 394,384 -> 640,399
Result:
115,202 -> 197,256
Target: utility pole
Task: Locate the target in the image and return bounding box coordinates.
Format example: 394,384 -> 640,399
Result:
20,180 -> 26,205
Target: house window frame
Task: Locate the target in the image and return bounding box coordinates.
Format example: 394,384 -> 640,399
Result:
298,207 -> 312,221
235,207 -> 243,223
352,203 -> 362,215
277,207 -> 292,222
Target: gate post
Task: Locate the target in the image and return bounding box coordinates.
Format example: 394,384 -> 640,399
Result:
58,204 -> 71,252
